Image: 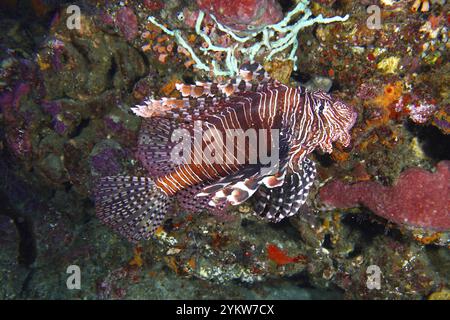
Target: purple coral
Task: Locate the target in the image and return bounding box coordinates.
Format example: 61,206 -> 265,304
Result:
41,100 -> 62,117
405,101 -> 437,124
53,119 -> 69,135
115,7 -> 138,42
0,82 -> 30,115
91,147 -> 125,176
0,82 -> 33,158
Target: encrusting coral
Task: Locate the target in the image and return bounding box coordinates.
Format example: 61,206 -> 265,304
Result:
147,0 -> 349,76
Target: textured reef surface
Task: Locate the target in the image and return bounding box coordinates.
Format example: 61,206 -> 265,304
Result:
0,0 -> 449,299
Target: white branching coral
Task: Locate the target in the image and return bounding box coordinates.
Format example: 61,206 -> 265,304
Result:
148,0 -> 349,77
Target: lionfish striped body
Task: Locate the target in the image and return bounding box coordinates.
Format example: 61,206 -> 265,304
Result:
95,64 -> 357,242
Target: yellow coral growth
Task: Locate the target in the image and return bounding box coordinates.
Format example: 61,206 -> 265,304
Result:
428,289 -> 450,300
160,76 -> 182,96
185,256 -> 196,272
374,82 -> 403,108
377,56 -> 400,75
413,232 -> 442,245
36,54 -> 50,71
154,225 -> 166,238
263,59 -> 294,84
164,256 -> 179,274
129,246 -> 143,267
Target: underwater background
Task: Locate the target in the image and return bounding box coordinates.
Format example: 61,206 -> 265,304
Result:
0,0 -> 449,300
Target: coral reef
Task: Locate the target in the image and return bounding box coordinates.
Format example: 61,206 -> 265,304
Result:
0,0 -> 449,300
148,0 -> 349,76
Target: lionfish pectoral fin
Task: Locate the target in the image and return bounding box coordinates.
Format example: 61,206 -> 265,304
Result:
194,165 -> 263,207
211,177 -> 262,206
137,117 -> 181,177
95,176 -> 169,242
253,158 -> 316,222
261,170 -> 287,189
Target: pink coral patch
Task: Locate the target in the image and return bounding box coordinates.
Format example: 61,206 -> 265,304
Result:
196,0 -> 283,31
115,7 -> 138,41
320,161 -> 450,231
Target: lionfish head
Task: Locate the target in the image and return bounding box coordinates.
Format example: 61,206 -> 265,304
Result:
312,92 -> 357,153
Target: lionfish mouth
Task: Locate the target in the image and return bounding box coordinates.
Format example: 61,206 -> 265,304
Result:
333,101 -> 358,147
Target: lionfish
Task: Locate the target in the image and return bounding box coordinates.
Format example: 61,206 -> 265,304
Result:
95,64 -> 357,242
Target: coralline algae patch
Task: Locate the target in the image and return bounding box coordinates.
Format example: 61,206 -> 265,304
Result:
196,0 -> 284,32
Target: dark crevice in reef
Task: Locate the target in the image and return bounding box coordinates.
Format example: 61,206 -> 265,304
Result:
268,218 -> 300,241
405,121 -> 450,161
241,213 -> 301,242
71,35 -> 92,64
322,233 -> 334,250
182,74 -> 196,85
69,118 -> 91,139
278,0 -> 296,13
313,151 -> 334,168
346,245 -> 363,259
291,71 -> 312,84
331,0 -> 347,11
136,46 -> 151,75
106,57 -> 118,89
341,211 -> 404,245
129,47 -> 151,91
0,191 -> 37,268
287,272 -> 345,299
425,245 -> 450,276
19,268 -> 35,298
285,270 -> 312,287
329,81 -> 341,93
14,216 -> 36,267
0,175 -> 38,299
64,181 -> 73,192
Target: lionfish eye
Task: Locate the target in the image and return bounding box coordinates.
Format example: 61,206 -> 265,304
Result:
177,12 -> 184,21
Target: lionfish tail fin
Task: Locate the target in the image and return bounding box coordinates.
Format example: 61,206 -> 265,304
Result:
95,176 -> 169,243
